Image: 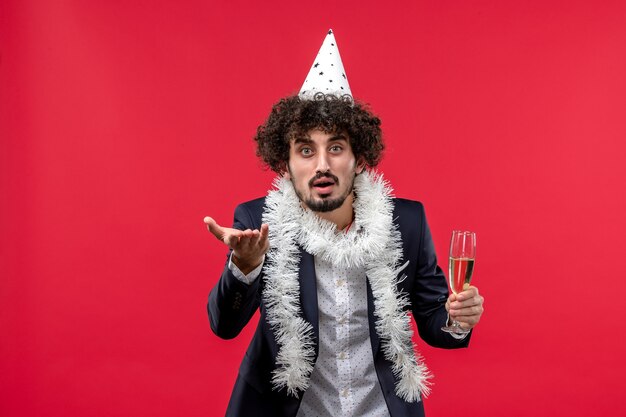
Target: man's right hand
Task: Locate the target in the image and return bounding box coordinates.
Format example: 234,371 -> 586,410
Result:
204,216 -> 269,275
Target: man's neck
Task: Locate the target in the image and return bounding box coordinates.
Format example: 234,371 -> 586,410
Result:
314,193 -> 355,230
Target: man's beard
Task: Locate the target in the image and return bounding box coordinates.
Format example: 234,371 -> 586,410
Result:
291,171 -> 356,213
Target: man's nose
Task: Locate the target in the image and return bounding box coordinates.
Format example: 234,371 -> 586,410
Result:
315,152 -> 330,173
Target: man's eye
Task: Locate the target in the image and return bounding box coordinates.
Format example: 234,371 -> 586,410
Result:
330,145 -> 342,152
301,148 -> 312,156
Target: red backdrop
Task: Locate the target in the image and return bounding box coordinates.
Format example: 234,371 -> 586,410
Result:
2,1 -> 626,416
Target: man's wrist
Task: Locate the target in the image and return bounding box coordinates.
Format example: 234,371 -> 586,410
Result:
231,254 -> 263,276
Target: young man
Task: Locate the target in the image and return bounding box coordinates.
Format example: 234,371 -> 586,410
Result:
205,30 -> 484,417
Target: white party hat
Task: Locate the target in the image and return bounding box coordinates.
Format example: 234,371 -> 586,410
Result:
299,29 -> 352,100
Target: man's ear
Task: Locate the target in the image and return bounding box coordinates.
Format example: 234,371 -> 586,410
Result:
355,157 -> 366,175
280,162 -> 291,180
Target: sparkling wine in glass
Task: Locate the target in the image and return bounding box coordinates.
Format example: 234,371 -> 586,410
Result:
441,230 -> 476,335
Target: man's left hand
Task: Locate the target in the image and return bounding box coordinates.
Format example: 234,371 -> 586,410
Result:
445,286 -> 484,331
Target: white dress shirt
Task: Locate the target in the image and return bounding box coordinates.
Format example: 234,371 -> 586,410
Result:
229,250 -> 390,416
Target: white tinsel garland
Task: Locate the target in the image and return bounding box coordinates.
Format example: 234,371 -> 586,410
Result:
261,170 -> 431,401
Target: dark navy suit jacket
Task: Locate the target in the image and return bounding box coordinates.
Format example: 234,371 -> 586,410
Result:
208,197 -> 471,417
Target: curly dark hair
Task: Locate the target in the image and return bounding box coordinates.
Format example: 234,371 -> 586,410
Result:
254,94 -> 384,173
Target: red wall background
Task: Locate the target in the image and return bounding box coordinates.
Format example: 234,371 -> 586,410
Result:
2,1 -> 625,416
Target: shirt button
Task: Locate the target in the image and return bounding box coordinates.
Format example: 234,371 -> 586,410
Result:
341,388 -> 349,398
336,279 -> 345,287
338,351 -> 347,359
338,315 -> 347,324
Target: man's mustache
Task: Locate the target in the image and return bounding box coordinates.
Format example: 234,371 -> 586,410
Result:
308,172 -> 339,188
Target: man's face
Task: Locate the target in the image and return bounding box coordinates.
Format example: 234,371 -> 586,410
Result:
285,129 -> 363,213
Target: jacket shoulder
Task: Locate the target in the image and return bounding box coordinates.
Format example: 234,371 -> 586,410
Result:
392,198 -> 427,235
233,197 -> 266,230
236,197 -> 266,213
392,197 -> 425,217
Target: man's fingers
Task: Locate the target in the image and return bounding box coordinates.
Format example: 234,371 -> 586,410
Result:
455,314 -> 481,327
257,224 -> 270,251
450,293 -> 484,310
451,286 -> 481,307
204,217 -> 251,247
455,286 -> 479,302
259,224 -> 269,241
229,229 -> 262,249
224,233 -> 240,248
248,229 -> 263,248
239,226 -> 269,247
449,292 -> 484,329
204,217 -> 269,256
450,304 -> 484,317
204,216 -> 226,241
455,320 -> 476,331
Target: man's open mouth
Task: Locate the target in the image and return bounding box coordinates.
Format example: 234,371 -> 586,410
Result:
311,177 -> 336,195
313,180 -> 335,188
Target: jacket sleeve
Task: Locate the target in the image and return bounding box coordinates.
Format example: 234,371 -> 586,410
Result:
207,202 -> 264,340
407,202 -> 471,349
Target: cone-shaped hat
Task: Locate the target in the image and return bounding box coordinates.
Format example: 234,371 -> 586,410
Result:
299,29 -> 352,100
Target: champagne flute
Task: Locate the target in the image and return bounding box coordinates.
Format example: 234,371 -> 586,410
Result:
441,230 -> 476,335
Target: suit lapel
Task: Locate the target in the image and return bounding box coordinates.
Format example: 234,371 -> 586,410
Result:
298,247 -> 320,356
366,263 -> 408,358
366,277 -> 381,356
